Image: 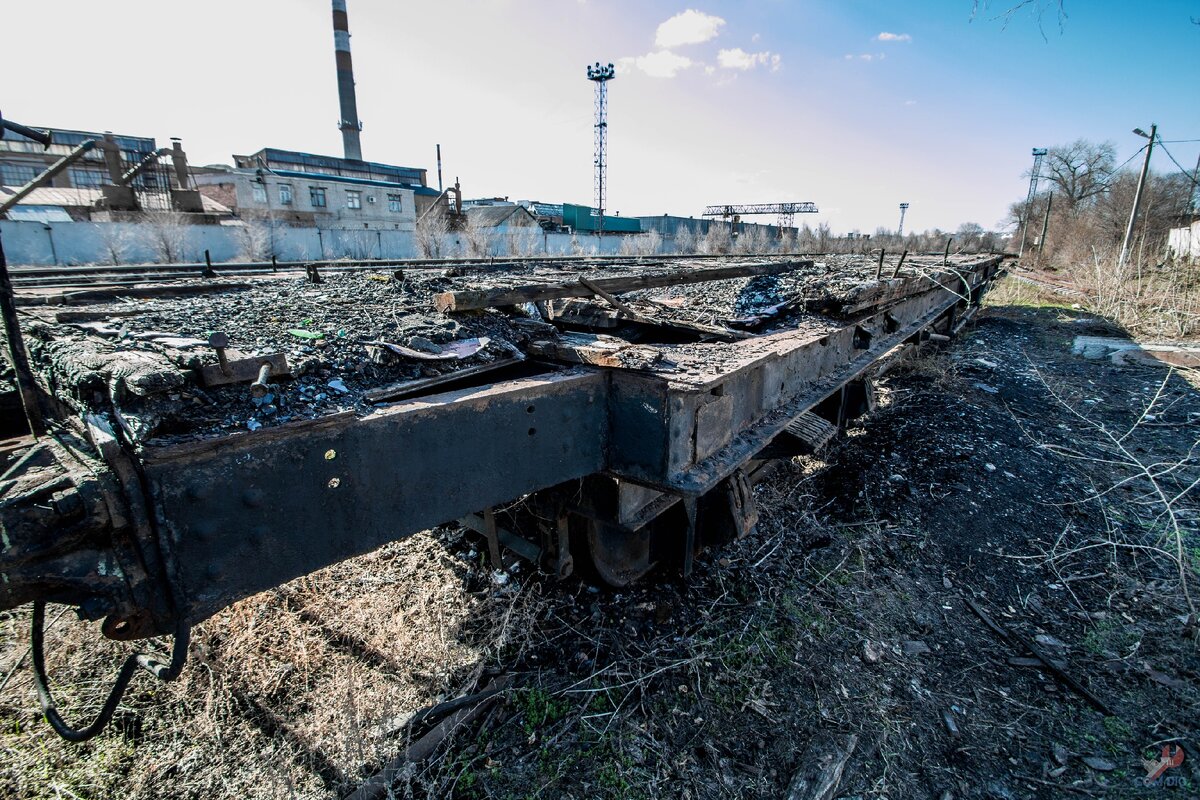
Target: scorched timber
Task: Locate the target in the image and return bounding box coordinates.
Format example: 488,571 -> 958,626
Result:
433,260 -> 815,312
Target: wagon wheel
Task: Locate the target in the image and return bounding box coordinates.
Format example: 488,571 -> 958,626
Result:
582,517 -> 657,588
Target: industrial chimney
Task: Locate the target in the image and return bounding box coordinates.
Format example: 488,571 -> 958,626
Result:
332,0 -> 363,161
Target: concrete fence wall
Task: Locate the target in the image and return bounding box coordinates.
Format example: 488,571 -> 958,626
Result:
0,220 -> 641,266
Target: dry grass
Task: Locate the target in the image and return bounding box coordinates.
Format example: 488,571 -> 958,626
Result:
0,530 -> 538,799
1010,255 -> 1200,340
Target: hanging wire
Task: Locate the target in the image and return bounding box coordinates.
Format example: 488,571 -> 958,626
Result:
1154,139 -> 1200,188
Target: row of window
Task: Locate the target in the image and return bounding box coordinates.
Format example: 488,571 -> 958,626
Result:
250,182 -> 404,213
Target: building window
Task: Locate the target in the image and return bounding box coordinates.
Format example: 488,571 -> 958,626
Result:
0,164 -> 37,186
279,184 -> 293,205
346,190 -> 362,210
252,182 -> 267,204
310,186 -> 327,208
387,193 -> 403,213
68,168 -> 109,187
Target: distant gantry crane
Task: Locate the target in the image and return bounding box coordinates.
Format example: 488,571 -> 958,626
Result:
702,202 -> 819,231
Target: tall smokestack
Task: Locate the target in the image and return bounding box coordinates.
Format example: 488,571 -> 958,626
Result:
332,0 -> 363,161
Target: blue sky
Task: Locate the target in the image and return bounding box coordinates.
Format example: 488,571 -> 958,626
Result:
5,0 -> 1198,232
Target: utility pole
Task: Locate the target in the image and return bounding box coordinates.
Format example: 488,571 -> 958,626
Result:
1035,191 -> 1053,268
1018,147 -> 1047,259
1118,124 -> 1156,270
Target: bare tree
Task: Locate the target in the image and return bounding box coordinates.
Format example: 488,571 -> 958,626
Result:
1041,140 -> 1117,211
700,224 -> 732,255
734,225 -> 770,254
674,227 -> 699,254
415,206 -> 450,259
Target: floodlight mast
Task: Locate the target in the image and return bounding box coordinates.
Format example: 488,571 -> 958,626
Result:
1018,147 -> 1048,259
587,62 -> 615,239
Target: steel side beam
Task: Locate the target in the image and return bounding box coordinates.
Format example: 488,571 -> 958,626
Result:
139,369 -> 608,631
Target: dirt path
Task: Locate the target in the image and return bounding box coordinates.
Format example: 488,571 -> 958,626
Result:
2,302 -> 1197,799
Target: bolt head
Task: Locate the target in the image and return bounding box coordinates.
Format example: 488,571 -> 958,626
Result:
208,331 -> 230,349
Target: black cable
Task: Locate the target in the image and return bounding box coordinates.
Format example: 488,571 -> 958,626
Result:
1154,138 -> 1200,188
31,601 -> 190,742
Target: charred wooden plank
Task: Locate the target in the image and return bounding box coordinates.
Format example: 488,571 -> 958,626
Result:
434,260 -> 813,312
527,333 -> 663,369
364,356 -> 524,404
197,353 -> 289,388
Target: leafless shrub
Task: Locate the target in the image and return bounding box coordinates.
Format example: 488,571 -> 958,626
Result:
232,219 -> 276,262
1012,365 -> 1199,614
734,226 -> 771,255
700,224 -> 732,255
673,227 -> 699,255
336,230 -> 376,261
505,229 -> 541,257
618,230 -> 661,256
463,214 -> 494,258
96,223 -> 136,265
415,206 -> 451,259
139,211 -> 191,263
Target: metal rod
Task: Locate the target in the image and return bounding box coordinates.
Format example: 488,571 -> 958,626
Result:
875,249 -> 886,280
891,249 -> 908,279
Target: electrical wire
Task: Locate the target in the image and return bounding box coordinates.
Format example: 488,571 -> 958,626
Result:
1112,144 -> 1149,174
1154,138 -> 1200,187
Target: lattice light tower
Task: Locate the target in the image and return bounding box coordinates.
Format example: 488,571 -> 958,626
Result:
587,62 -> 615,237
897,203 -> 910,237
1018,147 -> 1048,258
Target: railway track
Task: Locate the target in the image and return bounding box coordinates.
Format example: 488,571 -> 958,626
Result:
6,251 -> 975,291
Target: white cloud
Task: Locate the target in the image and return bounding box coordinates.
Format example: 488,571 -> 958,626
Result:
904,99 -> 917,106
876,32 -> 912,42
844,52 -> 886,62
717,48 -> 781,71
655,9 -> 726,48
618,50 -> 695,78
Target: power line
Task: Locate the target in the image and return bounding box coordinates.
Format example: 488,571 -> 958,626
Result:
1112,143 -> 1148,174
1154,138 -> 1199,187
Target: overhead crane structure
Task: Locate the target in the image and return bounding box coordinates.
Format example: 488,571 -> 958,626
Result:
702,202 -> 819,231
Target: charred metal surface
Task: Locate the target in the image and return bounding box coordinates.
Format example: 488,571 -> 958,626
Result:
139,369 -> 607,630
1,254 -> 1001,638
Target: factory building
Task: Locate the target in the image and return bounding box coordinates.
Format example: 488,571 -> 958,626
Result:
0,126 -> 159,190
192,148 -> 437,232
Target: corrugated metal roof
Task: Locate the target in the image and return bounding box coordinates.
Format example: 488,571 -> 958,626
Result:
266,169 -> 425,192
5,206 -> 73,223
0,186 -> 231,214
466,205 -> 539,228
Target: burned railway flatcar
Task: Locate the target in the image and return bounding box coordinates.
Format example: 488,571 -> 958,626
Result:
0,252 -> 1002,739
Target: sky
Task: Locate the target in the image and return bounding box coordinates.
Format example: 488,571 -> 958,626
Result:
4,0 -> 1198,234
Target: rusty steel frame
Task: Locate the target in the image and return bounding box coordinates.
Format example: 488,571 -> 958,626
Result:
2,256 -> 1001,642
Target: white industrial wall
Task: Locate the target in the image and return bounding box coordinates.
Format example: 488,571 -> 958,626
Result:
0,221 -> 639,266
